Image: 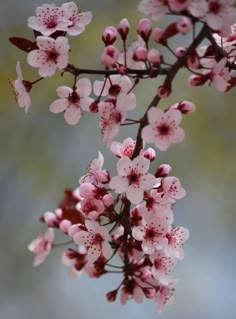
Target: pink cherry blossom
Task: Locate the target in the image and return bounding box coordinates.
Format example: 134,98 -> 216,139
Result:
79,152 -> 110,184
150,251 -> 176,285
110,137 -> 136,158
98,100 -> 126,146
28,228 -> 54,266
162,176 -> 186,203
93,74 -> 134,98
27,36 -> 69,77
155,281 -> 176,314
61,2 -> 92,36
138,0 -> 169,21
120,280 -> 144,305
10,61 -> 31,113
73,220 -> 113,264
209,58 -> 231,92
132,212 -> 170,254
142,107 -> 185,151
61,247 -> 87,278
214,24 -> 236,64
27,3 -> 69,36
49,78 -> 93,125
101,45 -> 120,67
79,197 -> 105,219
205,0 -> 236,31
109,155 -> 156,204
164,226 -> 190,259
169,0 -> 191,12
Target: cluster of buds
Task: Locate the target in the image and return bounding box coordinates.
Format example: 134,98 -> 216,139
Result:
10,0 -> 236,315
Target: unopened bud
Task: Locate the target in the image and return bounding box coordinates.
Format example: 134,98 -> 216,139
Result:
188,74 -> 207,87
176,16 -> 193,34
175,46 -> 186,57
137,18 -> 152,42
101,45 -> 119,66
187,51 -> 200,69
102,26 -> 117,45
147,48 -> 162,64
133,46 -> 148,61
155,164 -> 172,177
106,290 -> 118,302
153,27 -> 164,43
157,84 -> 171,98
142,147 -> 156,162
59,219 -> 72,233
177,100 -> 196,114
118,18 -> 130,41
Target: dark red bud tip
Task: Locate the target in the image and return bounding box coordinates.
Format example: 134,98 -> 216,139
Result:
106,290 -> 118,302
89,100 -> 99,113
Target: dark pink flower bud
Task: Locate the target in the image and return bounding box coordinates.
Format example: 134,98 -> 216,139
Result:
89,100 -> 99,113
177,101 -> 196,114
188,74 -> 207,87
101,45 -> 119,66
187,51 -> 200,69
157,84 -> 171,98
175,46 -> 186,57
176,16 -> 193,34
59,219 -> 72,233
147,48 -> 162,64
133,46 -> 148,61
118,18 -> 130,41
137,18 -> 152,42
102,26 -> 117,45
155,164 -> 172,177
153,27 -> 164,43
106,290 -> 118,302
142,147 -> 156,162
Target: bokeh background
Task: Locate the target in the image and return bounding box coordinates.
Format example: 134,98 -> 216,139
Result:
1,1 -> 236,318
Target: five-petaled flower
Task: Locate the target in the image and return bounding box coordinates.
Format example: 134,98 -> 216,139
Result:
142,107 -> 185,151
49,78 -> 93,125
10,61 -> 31,113
28,228 -> 54,266
109,155 -> 156,204
73,220 -> 113,264
27,36 -> 69,77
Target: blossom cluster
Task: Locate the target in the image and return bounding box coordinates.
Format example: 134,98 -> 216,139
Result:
9,0 -> 236,315
29,150 -> 188,313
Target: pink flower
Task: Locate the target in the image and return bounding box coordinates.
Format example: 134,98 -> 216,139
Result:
142,107 -> 185,151
132,212 -> 170,254
164,226 -> 190,259
61,247 -> 87,278
93,74 -> 134,98
150,251 -> 176,285
10,61 -> 31,113
101,45 -> 119,67
61,2 -> 92,36
109,155 -> 156,204
162,176 -> 186,203
205,0 -> 236,31
73,220 -> 113,264
209,58 -> 231,92
138,0 -> 169,21
110,137 -> 135,158
79,197 -> 105,219
27,36 -> 69,77
49,78 -> 93,125
27,3 -> 69,36
79,152 -> 110,185
28,228 -> 54,266
155,281 -> 176,314
98,100 -> 126,146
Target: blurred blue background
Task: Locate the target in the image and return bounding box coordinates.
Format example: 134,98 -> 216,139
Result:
1,1 -> 236,318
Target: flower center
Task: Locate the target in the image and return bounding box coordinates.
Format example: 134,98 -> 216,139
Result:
68,91 -> 80,105
127,170 -> 139,184
109,84 -> 121,97
209,1 -> 222,14
157,123 -> 170,136
47,49 -> 59,62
